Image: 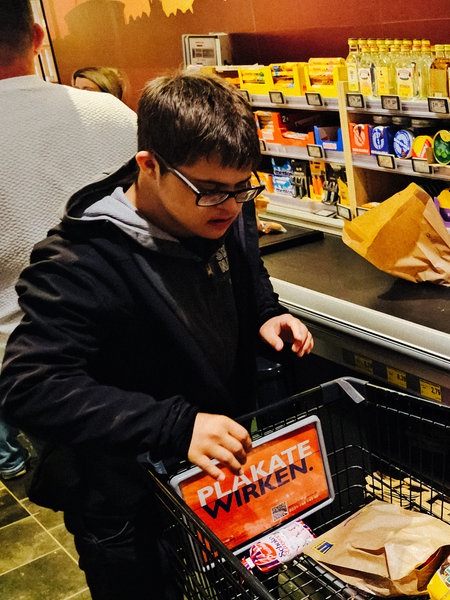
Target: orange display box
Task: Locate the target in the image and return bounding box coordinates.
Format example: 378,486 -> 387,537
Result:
255,111 -> 315,147
170,416 -> 334,555
349,122 -> 372,155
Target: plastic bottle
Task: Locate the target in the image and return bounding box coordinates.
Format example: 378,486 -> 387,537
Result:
358,43 -> 376,97
429,44 -> 449,98
374,44 -> 393,96
418,40 -> 434,99
395,44 -> 417,100
346,37 -> 360,92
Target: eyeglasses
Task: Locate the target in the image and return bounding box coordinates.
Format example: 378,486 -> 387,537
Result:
153,151 -> 265,207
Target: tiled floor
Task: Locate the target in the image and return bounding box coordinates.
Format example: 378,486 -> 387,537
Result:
0,449 -> 90,600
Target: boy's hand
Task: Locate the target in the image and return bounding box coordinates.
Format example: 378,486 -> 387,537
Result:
259,314 -> 314,357
188,413 -> 252,481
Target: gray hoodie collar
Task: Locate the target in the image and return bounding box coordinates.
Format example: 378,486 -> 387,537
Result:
80,186 -> 179,249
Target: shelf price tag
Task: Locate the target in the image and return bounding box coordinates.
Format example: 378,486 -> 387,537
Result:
346,93 -> 365,109
259,139 -> 267,152
238,89 -> 250,102
307,144 -> 324,159
336,204 -> 352,220
427,97 -> 449,115
354,354 -> 374,375
306,92 -> 323,107
376,153 -> 396,169
419,379 -> 442,402
411,157 -> 432,174
269,90 -> 285,104
387,367 -> 407,389
380,95 -> 401,111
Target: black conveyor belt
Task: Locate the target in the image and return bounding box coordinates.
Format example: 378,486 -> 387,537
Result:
260,229 -> 450,403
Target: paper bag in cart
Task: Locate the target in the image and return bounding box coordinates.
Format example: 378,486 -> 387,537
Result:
342,183 -> 450,285
304,500 -> 450,596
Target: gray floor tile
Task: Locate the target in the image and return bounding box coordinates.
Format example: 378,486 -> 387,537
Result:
0,516 -> 59,574
0,549 -> 88,600
0,486 -> 29,528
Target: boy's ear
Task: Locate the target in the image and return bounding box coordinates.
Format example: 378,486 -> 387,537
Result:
32,23 -> 45,55
135,151 -> 159,177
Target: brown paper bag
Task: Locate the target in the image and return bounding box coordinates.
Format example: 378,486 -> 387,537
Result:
342,183 -> 450,286
304,500 -> 450,596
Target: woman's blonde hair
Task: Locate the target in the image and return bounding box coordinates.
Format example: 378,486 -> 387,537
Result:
72,66 -> 126,100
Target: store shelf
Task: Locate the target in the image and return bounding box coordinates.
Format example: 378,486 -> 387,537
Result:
346,96 -> 450,120
261,141 -> 345,165
249,93 -> 339,112
352,154 -> 450,181
262,194 -> 344,236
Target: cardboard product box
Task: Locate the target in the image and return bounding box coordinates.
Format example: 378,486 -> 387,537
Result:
370,125 -> 395,155
278,111 -> 317,147
291,160 -> 311,198
349,123 -> 372,155
271,156 -> 293,176
254,111 -> 277,143
305,57 -> 347,97
239,65 -> 274,94
272,174 -> 295,196
309,161 -> 327,201
314,125 -> 343,151
269,62 -> 308,96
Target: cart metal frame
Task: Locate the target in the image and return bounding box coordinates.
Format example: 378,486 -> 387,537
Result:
146,377 -> 450,599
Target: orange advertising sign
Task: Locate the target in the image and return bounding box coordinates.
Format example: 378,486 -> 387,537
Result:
171,416 -> 333,554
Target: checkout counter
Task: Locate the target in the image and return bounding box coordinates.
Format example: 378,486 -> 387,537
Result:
260,225 -> 450,405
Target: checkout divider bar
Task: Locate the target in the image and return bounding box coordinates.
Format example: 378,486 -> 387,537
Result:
271,278 -> 450,373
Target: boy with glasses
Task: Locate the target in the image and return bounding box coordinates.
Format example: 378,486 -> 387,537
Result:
0,71 -> 313,599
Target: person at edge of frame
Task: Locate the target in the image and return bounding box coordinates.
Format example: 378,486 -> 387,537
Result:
0,70 -> 314,600
0,0 -> 137,482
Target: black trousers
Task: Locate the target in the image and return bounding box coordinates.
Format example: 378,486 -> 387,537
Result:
64,505 -> 181,600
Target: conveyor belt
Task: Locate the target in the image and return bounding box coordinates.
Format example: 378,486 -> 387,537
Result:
261,230 -> 450,403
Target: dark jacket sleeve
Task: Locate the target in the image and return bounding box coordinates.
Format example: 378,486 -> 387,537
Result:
240,201 -> 289,328
0,237 -> 197,461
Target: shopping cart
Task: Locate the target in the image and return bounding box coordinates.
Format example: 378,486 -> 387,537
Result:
146,377 -> 450,599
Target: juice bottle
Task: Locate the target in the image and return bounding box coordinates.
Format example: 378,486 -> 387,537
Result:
374,44 -> 393,96
358,43 -> 375,97
429,44 -> 449,97
395,44 -> 417,100
345,37 -> 360,92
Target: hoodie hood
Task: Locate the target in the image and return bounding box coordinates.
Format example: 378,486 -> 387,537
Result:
62,158 -> 179,251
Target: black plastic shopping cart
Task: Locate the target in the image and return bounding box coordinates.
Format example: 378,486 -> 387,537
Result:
146,377 -> 450,599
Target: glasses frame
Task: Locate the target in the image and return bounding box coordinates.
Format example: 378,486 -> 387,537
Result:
152,150 -> 265,207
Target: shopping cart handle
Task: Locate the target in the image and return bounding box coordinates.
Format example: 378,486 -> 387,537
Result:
321,377 -> 367,404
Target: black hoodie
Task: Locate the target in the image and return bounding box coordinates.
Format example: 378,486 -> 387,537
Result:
0,159 -> 288,514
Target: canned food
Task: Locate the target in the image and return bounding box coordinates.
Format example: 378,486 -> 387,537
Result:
393,128 -> 415,158
433,130 -> 450,165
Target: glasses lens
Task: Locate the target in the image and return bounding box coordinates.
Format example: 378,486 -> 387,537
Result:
197,186 -> 264,207
235,188 -> 263,203
197,193 -> 230,207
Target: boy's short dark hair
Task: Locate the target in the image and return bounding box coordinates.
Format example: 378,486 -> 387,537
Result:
0,0 -> 34,63
137,71 -> 261,171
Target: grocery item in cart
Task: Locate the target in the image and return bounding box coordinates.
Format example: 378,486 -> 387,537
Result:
170,415 -> 333,556
242,517 -> 315,572
428,553 -> 450,600
304,499 -> 450,596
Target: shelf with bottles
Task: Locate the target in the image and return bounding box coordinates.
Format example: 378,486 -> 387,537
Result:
346,96 -> 450,120
345,37 -> 450,107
